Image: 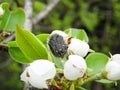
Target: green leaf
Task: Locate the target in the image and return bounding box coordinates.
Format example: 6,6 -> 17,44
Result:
96,79 -> 113,84
80,12 -> 98,32
16,25 -> 48,60
8,41 -> 33,63
34,1 -> 45,12
52,56 -> 63,69
65,28 -> 89,43
0,3 -> 25,32
86,53 -> 109,76
36,34 -> 50,45
8,41 -> 17,47
36,34 -> 53,62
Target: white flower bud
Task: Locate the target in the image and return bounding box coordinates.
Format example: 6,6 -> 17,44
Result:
64,55 -> 87,80
112,54 -> 120,64
67,38 -> 89,57
0,6 -> 4,17
20,60 -> 56,89
105,61 -> 120,81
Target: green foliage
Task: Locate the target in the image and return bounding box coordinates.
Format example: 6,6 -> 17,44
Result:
70,83 -> 75,90
80,12 -> 98,32
65,28 -> 89,43
16,25 -> 48,61
36,34 -> 50,45
52,56 -> 63,68
0,62 -> 23,90
96,79 -> 113,84
7,25 -> 50,64
86,53 -> 109,76
0,3 -> 25,32
79,1 -> 98,32
34,1 -> 45,12
8,41 -> 32,63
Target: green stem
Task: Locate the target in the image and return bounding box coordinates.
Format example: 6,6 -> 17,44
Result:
80,75 -> 100,85
70,82 -> 75,90
75,76 -> 98,90
83,76 -> 96,85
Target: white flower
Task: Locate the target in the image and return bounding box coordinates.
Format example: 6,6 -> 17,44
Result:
105,61 -> 120,81
104,54 -> 120,81
67,38 -> 89,57
0,6 -> 4,17
20,60 -> 56,89
112,54 -> 120,64
64,55 -> 87,80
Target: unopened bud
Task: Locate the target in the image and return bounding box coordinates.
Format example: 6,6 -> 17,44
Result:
64,55 -> 87,80
20,60 -> 56,89
104,61 -> 120,81
67,38 -> 89,57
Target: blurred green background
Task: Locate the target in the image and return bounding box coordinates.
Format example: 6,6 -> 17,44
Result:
0,0 -> 120,90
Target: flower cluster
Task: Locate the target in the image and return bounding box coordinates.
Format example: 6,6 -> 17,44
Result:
21,30 -> 120,89
104,54 -> 120,81
48,30 -> 89,80
21,30 -> 89,89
